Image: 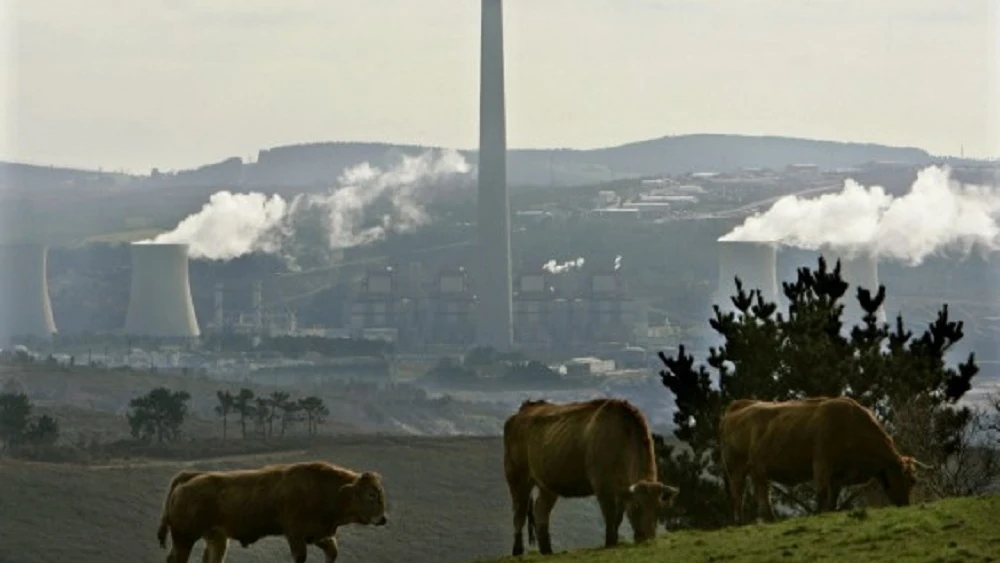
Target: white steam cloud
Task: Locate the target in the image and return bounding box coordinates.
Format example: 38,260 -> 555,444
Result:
542,257 -> 585,274
719,166 -> 1000,265
141,149 -> 472,262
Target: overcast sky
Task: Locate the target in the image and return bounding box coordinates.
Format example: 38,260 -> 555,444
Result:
2,0 -> 997,173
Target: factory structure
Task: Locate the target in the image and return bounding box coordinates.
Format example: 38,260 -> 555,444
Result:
819,246 -> 887,327
714,240 -> 781,313
0,243 -> 58,342
475,0 -> 514,352
124,243 -> 201,339
335,259 -> 638,353
713,239 -> 887,330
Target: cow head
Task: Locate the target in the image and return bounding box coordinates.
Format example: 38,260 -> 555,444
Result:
339,471 -> 389,526
880,455 -> 930,506
623,481 -> 679,543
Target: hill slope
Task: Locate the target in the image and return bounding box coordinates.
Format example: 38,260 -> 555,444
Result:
0,436 -> 611,563
481,493 -> 1000,563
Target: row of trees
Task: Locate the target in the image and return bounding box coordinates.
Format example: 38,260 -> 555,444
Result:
214,388 -> 330,440
125,386 -> 330,444
653,257 -> 997,529
0,391 -> 60,451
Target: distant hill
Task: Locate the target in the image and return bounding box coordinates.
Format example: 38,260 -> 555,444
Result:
1,134 -> 949,191
243,134 -> 938,189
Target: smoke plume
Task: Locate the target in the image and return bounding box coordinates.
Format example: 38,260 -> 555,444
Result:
719,166 -> 1000,265
613,255 -> 622,271
141,149 -> 472,263
542,257 -> 585,274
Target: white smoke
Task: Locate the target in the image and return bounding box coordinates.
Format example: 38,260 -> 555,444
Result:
142,192 -> 290,260
613,255 -> 622,271
719,166 -> 1000,265
542,257 -> 585,274
141,149 -> 472,262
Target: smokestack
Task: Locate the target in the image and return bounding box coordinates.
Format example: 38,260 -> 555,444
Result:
252,280 -> 264,335
715,240 -> 780,311
475,0 -> 513,351
0,243 -> 57,341
820,247 -> 887,328
124,243 -> 200,338
214,282 -> 224,331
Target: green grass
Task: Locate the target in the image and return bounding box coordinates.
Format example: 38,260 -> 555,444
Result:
483,494 -> 1000,563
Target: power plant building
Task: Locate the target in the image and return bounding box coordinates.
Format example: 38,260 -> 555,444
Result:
0,243 -> 57,342
124,243 -> 201,339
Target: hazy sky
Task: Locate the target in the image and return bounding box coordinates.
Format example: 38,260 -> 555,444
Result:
2,0 -> 998,173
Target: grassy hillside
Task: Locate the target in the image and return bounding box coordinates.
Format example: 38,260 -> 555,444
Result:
482,494 -> 1000,563
0,436 -> 615,563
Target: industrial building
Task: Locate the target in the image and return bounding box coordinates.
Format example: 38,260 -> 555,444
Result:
0,243 -> 58,342
714,240 -> 781,311
124,243 -> 201,339
432,267 -> 476,347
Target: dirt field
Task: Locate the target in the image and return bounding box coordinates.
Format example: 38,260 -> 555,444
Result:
0,435 -> 624,563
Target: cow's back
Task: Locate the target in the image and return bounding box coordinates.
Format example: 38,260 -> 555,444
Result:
504,399 -> 655,498
723,398 -> 834,485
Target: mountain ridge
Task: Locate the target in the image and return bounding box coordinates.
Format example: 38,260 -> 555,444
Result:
3,133 -> 987,191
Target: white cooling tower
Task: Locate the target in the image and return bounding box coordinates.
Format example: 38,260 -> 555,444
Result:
124,243 -> 200,338
820,247 -> 887,327
715,240 -> 780,311
0,243 -> 57,341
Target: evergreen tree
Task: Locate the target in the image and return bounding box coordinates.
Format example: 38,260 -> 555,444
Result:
654,257 -> 979,529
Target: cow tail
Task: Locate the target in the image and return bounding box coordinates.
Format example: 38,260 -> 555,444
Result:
157,470 -> 201,549
526,494 -> 536,546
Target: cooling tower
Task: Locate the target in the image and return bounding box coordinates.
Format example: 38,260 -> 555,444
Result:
715,240 -> 780,311
0,243 -> 57,341
124,243 -> 200,338
475,0 -> 514,351
820,247 -> 887,328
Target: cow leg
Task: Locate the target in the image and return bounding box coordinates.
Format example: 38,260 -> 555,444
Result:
813,463 -> 835,513
201,530 -> 229,563
286,534 -> 309,563
506,475 -> 534,556
533,489 -> 559,555
595,491 -> 624,548
314,536 -> 338,563
749,471 -> 775,522
728,467 -> 749,526
167,532 -> 197,563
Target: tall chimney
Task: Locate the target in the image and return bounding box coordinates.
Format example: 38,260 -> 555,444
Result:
476,0 -> 513,351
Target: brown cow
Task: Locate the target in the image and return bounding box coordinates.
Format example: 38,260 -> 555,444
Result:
718,396 -> 930,524
503,398 -> 679,556
157,461 -> 388,563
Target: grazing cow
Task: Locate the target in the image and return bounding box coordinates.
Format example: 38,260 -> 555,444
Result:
503,398 -> 679,556
718,396 -> 929,524
156,461 -> 388,563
